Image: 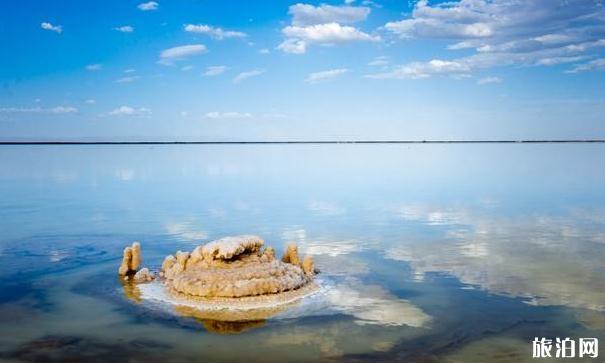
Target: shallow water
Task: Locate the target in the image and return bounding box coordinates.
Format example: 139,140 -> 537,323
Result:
0,144 -> 603,362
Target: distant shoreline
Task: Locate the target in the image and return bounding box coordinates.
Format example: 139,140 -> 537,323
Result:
0,140 -> 604,145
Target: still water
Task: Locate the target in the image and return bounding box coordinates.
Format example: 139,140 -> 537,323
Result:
0,144 -> 603,362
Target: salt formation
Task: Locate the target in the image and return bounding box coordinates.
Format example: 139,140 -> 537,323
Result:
118,241 -> 141,276
159,235 -> 316,298
118,241 -> 155,282
133,268 -> 154,283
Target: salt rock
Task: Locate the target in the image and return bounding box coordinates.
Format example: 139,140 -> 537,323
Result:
161,254 -> 176,272
201,235 -> 264,260
133,267 -> 155,283
161,235 -> 315,298
118,241 -> 142,276
131,242 -> 141,271
282,243 -> 300,266
302,255 -> 315,275
263,246 -> 275,260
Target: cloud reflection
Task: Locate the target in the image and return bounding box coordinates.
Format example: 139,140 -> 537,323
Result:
385,205 -> 605,311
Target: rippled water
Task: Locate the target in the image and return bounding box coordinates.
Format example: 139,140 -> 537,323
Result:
0,144 -> 603,362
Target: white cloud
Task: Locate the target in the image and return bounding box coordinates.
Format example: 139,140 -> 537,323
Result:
279,3 -> 379,54
85,99 -> 96,104
535,56 -> 588,66
114,25 -> 134,33
108,106 -> 151,116
305,68 -> 348,83
289,3 -> 371,26
51,106 -> 78,113
567,58 -> 605,73
137,1 -> 158,11
368,56 -> 389,66
258,48 -> 270,54
283,23 -> 379,43
279,23 -> 380,54
361,0 -> 381,7
477,76 -> 502,85
277,38 -> 307,54
184,24 -> 247,39
124,69 -> 136,73
41,22 -> 62,34
233,69 -> 265,83
366,59 -> 471,79
205,111 -> 252,119
380,0 -> 605,77
0,106 -> 77,114
158,44 -> 207,65
203,65 -> 228,76
115,76 -> 140,83
86,64 -> 102,71
181,65 -> 193,71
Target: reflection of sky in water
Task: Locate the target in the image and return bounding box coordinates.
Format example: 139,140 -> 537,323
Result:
0,144 -> 604,362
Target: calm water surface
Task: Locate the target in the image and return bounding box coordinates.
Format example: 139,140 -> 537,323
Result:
0,144 -> 604,362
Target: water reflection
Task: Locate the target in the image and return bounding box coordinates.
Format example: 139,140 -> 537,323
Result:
0,144 -> 604,362
384,205 -> 605,311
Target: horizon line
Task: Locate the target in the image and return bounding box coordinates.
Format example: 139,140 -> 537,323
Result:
1,139 -> 605,145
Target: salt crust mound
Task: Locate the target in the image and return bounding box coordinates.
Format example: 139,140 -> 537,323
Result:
159,235 -> 316,298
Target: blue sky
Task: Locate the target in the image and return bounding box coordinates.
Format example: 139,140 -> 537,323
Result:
1,0 -> 605,140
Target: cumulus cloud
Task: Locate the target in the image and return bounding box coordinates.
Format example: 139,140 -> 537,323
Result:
203,65 -> 228,76
184,24 -> 247,39
233,69 -> 265,83
279,3 -> 378,54
376,0 -> 605,78
283,23 -> 379,42
41,22 -> 62,33
477,76 -> 502,85
205,111 -> 252,119
305,68 -> 348,83
279,23 -> 380,54
137,1 -> 158,11
289,3 -> 370,26
108,106 -> 151,116
158,44 -> 206,65
114,25 -> 134,33
0,106 -> 77,114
